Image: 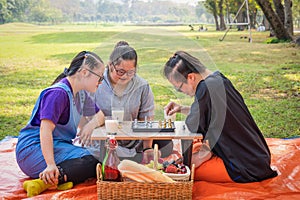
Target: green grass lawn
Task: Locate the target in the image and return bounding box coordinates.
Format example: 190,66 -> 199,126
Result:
0,23 -> 299,140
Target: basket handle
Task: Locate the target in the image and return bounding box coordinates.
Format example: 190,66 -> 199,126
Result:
153,143 -> 159,170
190,164 -> 195,182
96,163 -> 102,181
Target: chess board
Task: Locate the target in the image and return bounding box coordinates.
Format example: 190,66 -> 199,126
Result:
132,120 -> 175,132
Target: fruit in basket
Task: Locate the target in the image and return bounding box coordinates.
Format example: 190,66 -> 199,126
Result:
163,160 -> 188,174
165,164 -> 178,173
145,160 -> 163,170
180,165 -> 187,174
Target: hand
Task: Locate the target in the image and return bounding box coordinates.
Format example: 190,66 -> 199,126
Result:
192,140 -> 210,153
39,164 -> 59,185
191,140 -> 212,168
164,101 -> 181,116
77,123 -> 94,146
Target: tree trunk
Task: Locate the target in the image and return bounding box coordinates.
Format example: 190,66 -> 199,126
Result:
225,0 -> 230,23
284,0 -> 293,36
273,0 -> 285,24
218,0 -> 226,30
236,10 -> 244,31
214,13 -> 220,30
263,15 -> 270,30
251,8 -> 257,28
255,0 -> 293,41
204,0 -> 219,30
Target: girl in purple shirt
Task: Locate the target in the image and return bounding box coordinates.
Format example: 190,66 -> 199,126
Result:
16,51 -> 105,197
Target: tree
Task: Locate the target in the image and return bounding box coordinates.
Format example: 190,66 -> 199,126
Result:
273,0 -> 285,23
255,0 -> 293,41
292,0 -> 300,28
203,0 -> 257,31
196,2 -> 214,23
0,0 -> 30,23
204,0 -> 220,30
26,0 -> 63,24
0,0 -> 9,23
218,0 -> 226,30
284,0 -> 293,35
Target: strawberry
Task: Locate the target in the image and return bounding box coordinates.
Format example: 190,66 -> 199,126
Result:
165,164 -> 178,173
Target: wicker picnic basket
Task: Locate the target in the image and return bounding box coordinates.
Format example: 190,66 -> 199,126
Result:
96,164 -> 194,200
96,145 -> 195,200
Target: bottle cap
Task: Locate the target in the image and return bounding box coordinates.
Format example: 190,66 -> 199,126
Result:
106,136 -> 118,148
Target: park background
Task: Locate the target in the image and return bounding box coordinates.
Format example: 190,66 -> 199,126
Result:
0,0 -> 299,140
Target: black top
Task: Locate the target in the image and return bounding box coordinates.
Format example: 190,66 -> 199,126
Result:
186,71 -> 277,183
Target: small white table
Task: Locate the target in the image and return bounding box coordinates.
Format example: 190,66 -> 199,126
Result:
91,121 -> 203,168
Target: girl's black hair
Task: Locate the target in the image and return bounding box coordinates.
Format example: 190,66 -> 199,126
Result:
114,40 -> 129,48
52,51 -> 103,85
109,45 -> 137,68
163,51 -> 206,82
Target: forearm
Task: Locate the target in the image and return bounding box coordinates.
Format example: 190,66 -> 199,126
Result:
40,120 -> 56,166
41,134 -> 55,166
143,139 -> 153,149
180,105 -> 190,115
78,116 -> 88,130
86,110 -> 105,129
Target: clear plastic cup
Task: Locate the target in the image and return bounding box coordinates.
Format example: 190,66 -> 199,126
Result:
105,116 -> 119,134
112,107 -> 124,123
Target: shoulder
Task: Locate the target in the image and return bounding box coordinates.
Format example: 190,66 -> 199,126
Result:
133,75 -> 149,86
131,75 -> 152,93
196,72 -> 223,99
204,71 -> 223,85
199,71 -> 227,92
42,86 -> 69,102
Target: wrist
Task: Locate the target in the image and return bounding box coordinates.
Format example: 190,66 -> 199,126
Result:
178,105 -> 182,113
90,113 -> 102,128
180,106 -> 190,115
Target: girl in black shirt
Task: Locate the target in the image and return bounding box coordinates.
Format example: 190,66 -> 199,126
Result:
163,51 -> 277,183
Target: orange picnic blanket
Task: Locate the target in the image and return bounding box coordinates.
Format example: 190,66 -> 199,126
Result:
1,137 -> 300,200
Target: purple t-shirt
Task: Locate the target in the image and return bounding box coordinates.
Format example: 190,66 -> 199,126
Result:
32,78 -> 99,126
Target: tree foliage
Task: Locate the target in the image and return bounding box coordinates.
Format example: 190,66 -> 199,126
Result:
0,0 -> 63,24
0,0 -> 29,23
0,0 -> 210,24
0,0 -> 298,42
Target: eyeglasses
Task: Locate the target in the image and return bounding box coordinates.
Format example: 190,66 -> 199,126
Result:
111,63 -> 136,77
174,82 -> 184,92
85,68 -> 104,84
